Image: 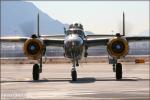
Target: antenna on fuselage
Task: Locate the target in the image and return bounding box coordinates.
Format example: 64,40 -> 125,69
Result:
37,13 -> 40,37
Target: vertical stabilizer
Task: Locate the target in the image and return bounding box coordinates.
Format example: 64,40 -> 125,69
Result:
123,12 -> 125,36
37,13 -> 40,37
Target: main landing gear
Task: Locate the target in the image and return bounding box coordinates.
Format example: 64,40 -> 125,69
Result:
33,64 -> 40,80
111,58 -> 122,80
32,58 -> 43,81
113,63 -> 122,80
115,63 -> 122,80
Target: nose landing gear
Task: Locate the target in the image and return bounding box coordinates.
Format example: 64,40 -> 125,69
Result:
71,68 -> 77,81
71,59 -> 78,81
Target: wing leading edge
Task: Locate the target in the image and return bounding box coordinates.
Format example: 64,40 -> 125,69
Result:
1,35 -> 65,47
1,37 -> 28,42
1,36 -> 149,47
86,36 -> 150,47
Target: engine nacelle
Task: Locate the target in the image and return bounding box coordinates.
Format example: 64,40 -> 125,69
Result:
107,37 -> 129,59
23,38 -> 46,60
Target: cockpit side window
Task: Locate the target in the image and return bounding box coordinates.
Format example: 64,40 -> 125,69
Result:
66,30 -> 72,36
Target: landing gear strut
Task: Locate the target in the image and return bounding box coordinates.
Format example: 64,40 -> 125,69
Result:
71,59 -> 78,81
76,60 -> 79,66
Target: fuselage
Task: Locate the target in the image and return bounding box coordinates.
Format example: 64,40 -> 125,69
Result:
64,23 -> 86,60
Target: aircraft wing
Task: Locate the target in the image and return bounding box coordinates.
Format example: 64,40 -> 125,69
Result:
41,35 -> 65,39
86,38 -> 109,47
86,34 -> 115,38
1,37 -> 29,42
1,36 -> 65,47
1,36 -> 149,47
40,35 -> 64,47
125,36 -> 150,42
86,36 -> 150,47
42,38 -> 64,47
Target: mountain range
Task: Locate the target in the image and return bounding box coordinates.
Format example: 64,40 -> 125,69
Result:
1,1 -> 67,37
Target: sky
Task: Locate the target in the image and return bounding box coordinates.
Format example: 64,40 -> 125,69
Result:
28,1 -> 149,35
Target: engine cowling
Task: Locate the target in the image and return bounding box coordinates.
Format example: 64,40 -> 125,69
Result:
107,37 -> 129,59
23,38 -> 46,60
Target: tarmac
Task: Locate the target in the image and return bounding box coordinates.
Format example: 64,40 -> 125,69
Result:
1,62 -> 150,100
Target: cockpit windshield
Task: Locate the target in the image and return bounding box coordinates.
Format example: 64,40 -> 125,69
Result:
65,23 -> 85,38
66,29 -> 85,37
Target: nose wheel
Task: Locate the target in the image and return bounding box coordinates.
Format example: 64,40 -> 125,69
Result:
116,63 -> 122,80
33,64 -> 40,80
71,68 -> 77,81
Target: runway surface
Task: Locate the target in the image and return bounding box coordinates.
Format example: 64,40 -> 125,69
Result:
1,63 -> 150,100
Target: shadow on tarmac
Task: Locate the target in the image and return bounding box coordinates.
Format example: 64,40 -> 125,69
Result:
1,77 -> 148,84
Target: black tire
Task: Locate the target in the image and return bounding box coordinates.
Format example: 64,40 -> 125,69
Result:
116,63 -> 122,80
33,64 -> 39,80
71,70 -> 77,81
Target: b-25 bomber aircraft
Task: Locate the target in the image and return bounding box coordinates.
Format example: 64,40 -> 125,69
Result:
1,12 -> 150,81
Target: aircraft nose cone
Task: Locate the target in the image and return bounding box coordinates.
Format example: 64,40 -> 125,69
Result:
71,38 -> 83,47
64,35 -> 84,48
64,34 -> 84,58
